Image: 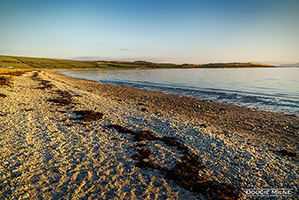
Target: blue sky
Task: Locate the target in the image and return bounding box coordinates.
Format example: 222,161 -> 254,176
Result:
0,0 -> 298,65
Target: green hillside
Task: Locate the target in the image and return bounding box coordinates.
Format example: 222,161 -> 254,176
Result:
0,55 -> 276,69
0,56 -> 95,69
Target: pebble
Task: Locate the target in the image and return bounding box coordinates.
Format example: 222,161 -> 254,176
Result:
0,71 -> 297,199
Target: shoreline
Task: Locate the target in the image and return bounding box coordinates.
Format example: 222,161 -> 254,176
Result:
58,67 -> 299,115
0,70 -> 298,199
54,70 -> 299,151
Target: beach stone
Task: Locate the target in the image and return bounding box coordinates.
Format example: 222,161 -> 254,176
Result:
0,70 -> 298,199
22,193 -> 30,199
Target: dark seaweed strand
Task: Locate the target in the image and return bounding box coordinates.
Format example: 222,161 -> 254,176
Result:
106,124 -> 239,199
72,110 -> 103,122
48,90 -> 74,106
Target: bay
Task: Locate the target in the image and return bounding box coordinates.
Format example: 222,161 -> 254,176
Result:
60,67 -> 299,114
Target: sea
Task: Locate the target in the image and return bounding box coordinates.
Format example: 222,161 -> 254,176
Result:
60,67 -> 299,115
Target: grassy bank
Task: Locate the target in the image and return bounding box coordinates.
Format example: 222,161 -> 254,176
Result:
0,55 -> 276,69
0,55 -> 95,69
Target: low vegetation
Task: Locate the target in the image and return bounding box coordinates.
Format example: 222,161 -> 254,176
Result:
0,55 -> 95,69
0,55 -> 276,70
0,68 -> 34,86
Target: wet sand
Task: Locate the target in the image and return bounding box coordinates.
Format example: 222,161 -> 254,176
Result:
0,70 -> 298,199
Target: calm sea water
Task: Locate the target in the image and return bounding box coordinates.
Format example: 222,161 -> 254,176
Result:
60,68 -> 299,114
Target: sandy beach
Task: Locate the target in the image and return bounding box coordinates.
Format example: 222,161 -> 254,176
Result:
0,70 -> 298,199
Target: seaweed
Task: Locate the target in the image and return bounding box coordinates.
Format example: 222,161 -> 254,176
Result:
106,124 -> 240,199
199,123 -> 208,128
0,76 -> 12,86
106,125 -> 157,141
72,110 -> 103,122
0,71 -> 29,86
23,108 -> 34,111
0,93 -> 7,98
37,80 -> 53,89
30,72 -> 54,90
132,148 -> 152,160
38,83 -> 54,90
57,90 -> 72,97
58,110 -> 67,113
48,90 -> 74,106
136,160 -> 166,170
132,143 -> 146,148
49,97 -> 72,105
166,162 -> 238,199
159,136 -> 189,154
141,107 -> 147,112
31,72 -> 39,79
276,150 -> 297,157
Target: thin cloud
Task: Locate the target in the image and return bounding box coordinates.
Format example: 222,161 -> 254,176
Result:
72,56 -> 107,61
118,48 -> 134,51
145,45 -> 164,51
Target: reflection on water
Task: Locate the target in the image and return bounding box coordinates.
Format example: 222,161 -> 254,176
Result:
60,68 -> 299,114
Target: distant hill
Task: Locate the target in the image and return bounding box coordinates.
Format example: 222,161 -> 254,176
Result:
0,55 -> 276,69
0,55 -> 95,69
180,62 -> 275,68
85,61 -> 276,69
279,62 -> 299,68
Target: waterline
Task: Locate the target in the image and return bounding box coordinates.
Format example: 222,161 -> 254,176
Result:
60,68 -> 299,114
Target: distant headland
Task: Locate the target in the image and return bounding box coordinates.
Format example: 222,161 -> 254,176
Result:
0,55 -> 276,69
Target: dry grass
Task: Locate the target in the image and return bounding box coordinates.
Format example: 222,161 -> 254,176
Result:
0,68 -> 34,75
248,62 -> 273,66
0,69 -> 34,86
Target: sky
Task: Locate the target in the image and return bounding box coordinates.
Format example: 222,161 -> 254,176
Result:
0,0 -> 298,65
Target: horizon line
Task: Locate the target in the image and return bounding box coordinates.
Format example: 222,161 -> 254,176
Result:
1,54 -> 298,66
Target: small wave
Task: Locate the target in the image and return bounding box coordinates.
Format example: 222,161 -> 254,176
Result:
99,80 -> 299,115
60,69 -> 299,115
